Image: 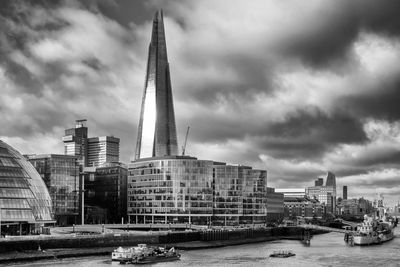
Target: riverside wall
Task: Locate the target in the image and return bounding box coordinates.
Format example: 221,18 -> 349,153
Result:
0,227 -> 311,253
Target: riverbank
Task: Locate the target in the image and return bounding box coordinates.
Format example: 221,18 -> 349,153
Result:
0,235 -> 306,264
0,227 -> 324,264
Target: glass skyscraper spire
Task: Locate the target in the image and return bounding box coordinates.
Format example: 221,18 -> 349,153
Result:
135,10 -> 178,160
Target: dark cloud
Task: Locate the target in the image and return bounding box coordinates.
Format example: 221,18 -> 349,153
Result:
356,0 -> 400,37
265,110 -> 367,146
342,77 -> 400,121
276,0 -> 400,68
279,2 -> 359,68
1,0 -> 400,203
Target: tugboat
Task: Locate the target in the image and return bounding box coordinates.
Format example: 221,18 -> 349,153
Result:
346,215 -> 394,246
269,250 -> 296,258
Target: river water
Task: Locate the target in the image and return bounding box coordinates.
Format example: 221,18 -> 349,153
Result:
8,229 -> 400,267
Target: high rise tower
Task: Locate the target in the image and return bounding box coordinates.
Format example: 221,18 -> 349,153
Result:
63,119 -> 88,166
135,10 -> 178,160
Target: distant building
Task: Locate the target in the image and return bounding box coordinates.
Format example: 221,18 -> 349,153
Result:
87,136 -> 120,167
275,188 -> 307,198
315,178 -> 323,186
266,187 -> 284,223
128,156 -> 268,225
85,163 -> 127,224
343,186 -> 347,200
63,120 -> 120,168
28,154 -> 80,226
326,172 -> 336,187
63,120 -> 88,166
337,197 -> 373,217
0,140 -> 54,236
283,196 -> 323,219
307,172 -> 337,214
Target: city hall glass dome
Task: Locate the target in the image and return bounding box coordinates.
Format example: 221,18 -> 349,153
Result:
0,140 -> 53,224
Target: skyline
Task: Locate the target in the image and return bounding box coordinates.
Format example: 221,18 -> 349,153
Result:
1,0 -> 400,203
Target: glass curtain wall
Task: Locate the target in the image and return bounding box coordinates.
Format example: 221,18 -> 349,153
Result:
128,157 -> 213,225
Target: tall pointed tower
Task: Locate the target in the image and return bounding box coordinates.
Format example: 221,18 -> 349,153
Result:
135,10 -> 178,160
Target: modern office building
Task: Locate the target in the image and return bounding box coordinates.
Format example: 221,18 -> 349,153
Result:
129,11 -> 271,226
85,163 -> 127,224
63,120 -> 120,168
128,156 -> 213,224
326,172 -> 336,187
0,140 -> 54,235
87,136 -> 120,167
63,119 -> 88,167
266,187 -> 284,223
28,154 -> 80,226
128,156 -> 268,225
307,172 -> 337,214
343,185 -> 348,200
213,163 -> 267,225
314,178 -> 323,186
135,10 -> 178,160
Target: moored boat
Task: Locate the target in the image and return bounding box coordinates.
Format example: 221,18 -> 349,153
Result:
113,245 -> 181,264
346,215 -> 395,246
112,244 -> 153,261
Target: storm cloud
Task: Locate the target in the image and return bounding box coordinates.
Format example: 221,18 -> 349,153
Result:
1,0 -> 400,203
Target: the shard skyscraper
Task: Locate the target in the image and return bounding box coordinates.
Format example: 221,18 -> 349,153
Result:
135,10 -> 178,160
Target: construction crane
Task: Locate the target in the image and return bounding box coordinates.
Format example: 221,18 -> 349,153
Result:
182,126 -> 190,156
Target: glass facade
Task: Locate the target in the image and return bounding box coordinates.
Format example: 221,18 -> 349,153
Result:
62,121 -> 88,166
213,164 -> 242,225
266,187 -> 284,223
87,136 -> 120,167
85,163 -> 127,223
240,167 -> 267,224
0,140 -> 53,235
128,156 -> 268,225
128,156 -> 213,224
28,154 -> 79,226
135,10 -> 178,159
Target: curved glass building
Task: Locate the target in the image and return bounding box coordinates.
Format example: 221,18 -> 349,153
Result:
0,140 -> 54,235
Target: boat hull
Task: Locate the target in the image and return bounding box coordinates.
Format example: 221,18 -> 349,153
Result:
120,254 -> 181,264
353,232 -> 394,245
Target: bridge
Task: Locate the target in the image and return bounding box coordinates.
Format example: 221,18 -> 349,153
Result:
298,224 -> 355,234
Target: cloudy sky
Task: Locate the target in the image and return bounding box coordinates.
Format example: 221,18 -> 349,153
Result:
1,0 -> 400,204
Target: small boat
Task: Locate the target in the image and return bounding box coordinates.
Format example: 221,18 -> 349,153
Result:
269,250 -> 296,258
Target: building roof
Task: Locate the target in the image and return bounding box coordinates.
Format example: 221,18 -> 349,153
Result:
0,140 -> 54,223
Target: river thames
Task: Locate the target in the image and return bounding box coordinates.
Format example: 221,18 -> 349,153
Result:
8,229 -> 400,267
